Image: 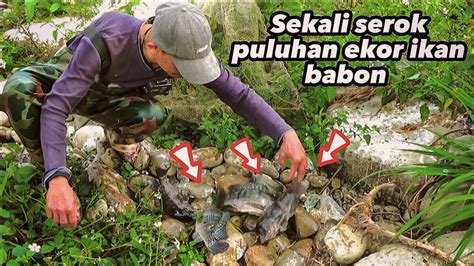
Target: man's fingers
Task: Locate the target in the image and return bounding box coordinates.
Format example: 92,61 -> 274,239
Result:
67,209 -> 78,228
278,152 -> 286,168
297,159 -> 306,181
46,208 -> 53,219
59,212 -> 69,227
288,162 -> 298,181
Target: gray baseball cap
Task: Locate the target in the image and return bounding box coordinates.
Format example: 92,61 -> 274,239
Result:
151,2 -> 220,84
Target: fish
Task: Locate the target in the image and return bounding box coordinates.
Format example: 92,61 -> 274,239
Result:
156,169 -> 196,220
251,173 -> 286,197
256,181 -> 307,243
222,183 -> 275,216
195,206 -> 230,254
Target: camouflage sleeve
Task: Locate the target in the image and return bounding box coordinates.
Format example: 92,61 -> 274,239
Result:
204,62 -> 293,144
40,36 -> 101,172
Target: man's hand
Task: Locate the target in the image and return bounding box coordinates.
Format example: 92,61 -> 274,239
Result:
46,176 -> 79,228
278,130 -> 307,181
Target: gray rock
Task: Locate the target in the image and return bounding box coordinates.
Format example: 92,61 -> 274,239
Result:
192,147 -> 223,168
0,111 -> 10,127
355,244 -> 444,266
324,224 -> 367,264
261,158 -> 279,179
295,207 -> 319,238
224,148 -> 244,165
306,172 -> 328,188
226,163 -> 250,176
366,220 -> 403,254
216,175 -> 250,195
161,218 -> 186,239
383,205 -> 401,221
245,245 -> 278,266
430,231 -> 474,264
279,169 -> 292,184
290,238 -> 313,260
275,249 -> 305,266
267,235 -> 291,254
183,182 -> 214,199
331,178 -> 342,189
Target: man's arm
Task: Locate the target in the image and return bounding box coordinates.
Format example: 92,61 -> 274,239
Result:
40,35 -> 101,228
204,63 -> 307,180
41,36 -> 101,177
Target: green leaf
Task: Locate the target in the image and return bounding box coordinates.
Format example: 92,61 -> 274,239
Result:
6,260 -> 20,266
68,247 -> 81,257
129,251 -> 139,266
12,246 -> 28,257
443,98 -> 454,111
52,30 -> 58,41
0,247 -> 6,264
453,223 -> 474,262
0,225 -> 13,237
53,230 -> 65,247
124,162 -> 133,172
41,244 -> 54,254
363,134 -> 371,145
49,3 -> 61,13
24,0 -> 38,21
326,87 -> 337,102
0,208 -> 11,218
407,73 -> 420,80
419,103 -> 430,122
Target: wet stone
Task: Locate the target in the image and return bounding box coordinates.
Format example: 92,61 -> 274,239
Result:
290,238 -> 313,260
225,221 -> 246,260
245,245 -> 278,266
267,235 -> 291,254
0,111 -> 10,127
202,172 -> 215,187
261,158 -> 279,179
295,207 -> 319,238
242,232 -> 258,247
86,199 -> 108,221
383,205 -> 401,221
216,175 -> 250,195
224,148 -> 244,165
184,182 -> 214,199
275,249 -> 305,266
279,169 -> 292,184
226,164 -> 250,176
191,198 -> 213,210
148,148 -> 171,176
324,224 -> 367,264
373,204 -> 384,221
331,178 -> 342,189
211,164 -> 227,177
306,172 -> 328,188
243,215 -> 258,231
313,220 -> 337,250
128,175 -> 158,195
161,218 -> 186,239
192,147 -> 223,169
367,220 -> 403,253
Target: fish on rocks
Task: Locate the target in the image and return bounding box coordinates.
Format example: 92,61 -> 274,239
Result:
222,183 -> 275,216
157,169 -> 196,220
256,181 -> 307,243
195,206 -> 231,254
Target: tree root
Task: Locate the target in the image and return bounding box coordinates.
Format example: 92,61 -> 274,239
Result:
337,182 -> 468,266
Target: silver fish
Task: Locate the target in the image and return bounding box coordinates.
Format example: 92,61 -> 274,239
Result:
256,181 -> 306,243
195,206 -> 230,254
222,183 -> 274,216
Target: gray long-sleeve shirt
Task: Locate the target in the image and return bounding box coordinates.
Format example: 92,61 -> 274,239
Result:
40,11 -> 292,173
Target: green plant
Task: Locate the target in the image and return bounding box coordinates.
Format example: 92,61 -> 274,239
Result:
397,134 -> 474,262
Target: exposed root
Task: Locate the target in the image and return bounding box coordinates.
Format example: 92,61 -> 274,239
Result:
337,182 -> 468,266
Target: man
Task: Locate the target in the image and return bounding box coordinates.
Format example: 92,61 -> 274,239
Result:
1,2 -> 307,229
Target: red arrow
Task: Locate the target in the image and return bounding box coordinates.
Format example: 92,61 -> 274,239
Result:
169,142 -> 202,183
230,138 -> 261,174
317,129 -> 350,167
